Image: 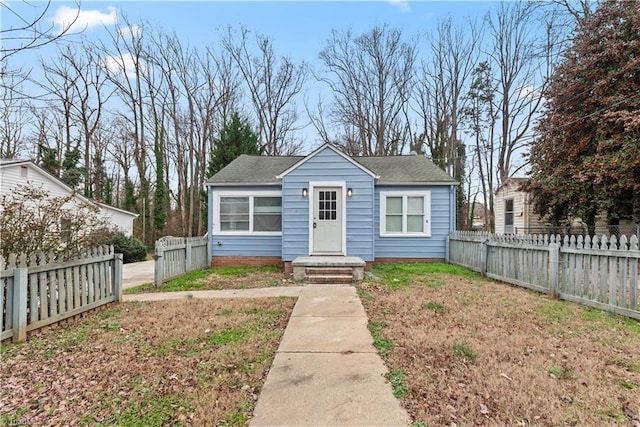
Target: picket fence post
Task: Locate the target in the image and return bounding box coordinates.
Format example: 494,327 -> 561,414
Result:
185,238 -> 193,273
549,243 -> 560,296
12,267 -> 28,343
481,239 -> 489,277
445,235 -> 450,263
113,253 -> 123,301
154,247 -> 164,288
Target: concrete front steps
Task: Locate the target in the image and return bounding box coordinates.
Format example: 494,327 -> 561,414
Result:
292,256 -> 366,284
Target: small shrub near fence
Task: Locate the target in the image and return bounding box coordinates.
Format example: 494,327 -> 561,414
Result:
154,236 -> 209,286
1,245 -> 123,343
447,231 -> 639,320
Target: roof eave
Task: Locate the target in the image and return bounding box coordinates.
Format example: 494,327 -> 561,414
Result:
205,181 -> 282,187
376,181 -> 459,186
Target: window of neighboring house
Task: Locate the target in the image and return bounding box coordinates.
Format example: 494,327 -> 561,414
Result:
380,191 -> 431,237
504,198 -> 514,233
216,192 -> 282,235
20,166 -> 28,178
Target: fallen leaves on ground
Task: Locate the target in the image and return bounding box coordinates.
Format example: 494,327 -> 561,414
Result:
358,274 -> 640,426
1,297 -> 294,426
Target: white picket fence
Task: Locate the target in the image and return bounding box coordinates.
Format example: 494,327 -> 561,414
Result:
447,231 -> 639,320
154,236 -> 209,286
1,246 -> 123,342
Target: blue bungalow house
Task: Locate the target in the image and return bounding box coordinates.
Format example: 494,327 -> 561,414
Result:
205,143 -> 457,279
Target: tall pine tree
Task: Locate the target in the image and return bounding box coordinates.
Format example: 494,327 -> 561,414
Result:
207,112 -> 263,177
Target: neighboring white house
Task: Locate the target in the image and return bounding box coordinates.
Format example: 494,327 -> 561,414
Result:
494,178 -> 544,234
0,159 -> 138,236
495,177 -> 638,236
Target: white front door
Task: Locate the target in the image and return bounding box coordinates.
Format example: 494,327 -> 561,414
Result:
312,187 -> 343,254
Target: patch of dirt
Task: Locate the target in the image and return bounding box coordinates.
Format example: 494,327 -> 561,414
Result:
357,275 -> 640,426
1,298 -> 295,426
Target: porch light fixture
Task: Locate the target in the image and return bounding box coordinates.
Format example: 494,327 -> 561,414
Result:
347,188 -> 353,197
302,188 -> 308,198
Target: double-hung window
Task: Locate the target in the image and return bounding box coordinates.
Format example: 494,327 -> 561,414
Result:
380,191 -> 431,237
216,192 -> 282,234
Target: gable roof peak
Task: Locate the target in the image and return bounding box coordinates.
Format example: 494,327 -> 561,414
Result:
276,142 -> 379,179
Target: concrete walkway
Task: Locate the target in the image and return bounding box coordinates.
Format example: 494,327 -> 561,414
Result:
250,285 -> 409,427
122,286 -> 303,301
122,259 -> 155,289
123,284 -> 409,426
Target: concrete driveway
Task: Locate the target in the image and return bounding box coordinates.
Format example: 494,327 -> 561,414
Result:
122,259 -> 154,289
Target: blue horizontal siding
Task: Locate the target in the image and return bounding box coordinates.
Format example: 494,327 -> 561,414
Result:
207,154 -> 456,263
211,235 -> 282,257
282,148 -> 375,261
373,185 -> 455,259
208,185 -> 283,258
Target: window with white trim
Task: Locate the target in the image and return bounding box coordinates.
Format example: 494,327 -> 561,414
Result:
216,192 -> 282,234
380,191 -> 431,237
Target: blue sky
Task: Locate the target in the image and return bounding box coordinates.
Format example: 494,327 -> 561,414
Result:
4,1 -> 500,72
3,0 -> 509,151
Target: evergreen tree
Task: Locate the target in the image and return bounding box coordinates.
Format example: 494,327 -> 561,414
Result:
153,128 -> 167,236
60,148 -> 84,189
37,144 -> 60,177
207,112 -> 263,177
123,180 -> 137,213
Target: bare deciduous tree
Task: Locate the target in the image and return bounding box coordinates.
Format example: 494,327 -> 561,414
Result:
488,1 -> 545,185
0,184 -> 114,260
222,27 -> 307,155
318,25 -> 417,155
40,44 -> 113,196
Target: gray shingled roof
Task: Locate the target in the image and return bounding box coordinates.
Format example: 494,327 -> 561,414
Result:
355,156 -> 457,184
206,153 -> 457,185
206,155 -> 302,184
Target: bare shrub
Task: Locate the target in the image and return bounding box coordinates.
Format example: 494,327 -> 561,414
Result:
0,183 -> 116,259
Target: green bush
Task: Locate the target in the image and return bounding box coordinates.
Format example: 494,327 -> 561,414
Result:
108,233 -> 147,263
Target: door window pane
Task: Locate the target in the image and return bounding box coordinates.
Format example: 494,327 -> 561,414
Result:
318,191 -> 337,221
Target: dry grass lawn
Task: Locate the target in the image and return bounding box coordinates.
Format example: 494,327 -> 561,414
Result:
1,297 -> 295,426
358,264 -> 640,426
125,266 -> 296,294
4,263 -> 639,426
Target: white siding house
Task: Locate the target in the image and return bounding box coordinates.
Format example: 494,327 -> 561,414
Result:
0,159 -> 138,236
494,178 -> 543,234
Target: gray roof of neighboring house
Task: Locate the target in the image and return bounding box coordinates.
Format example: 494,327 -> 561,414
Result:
206,153 -> 457,185
0,158 -> 30,166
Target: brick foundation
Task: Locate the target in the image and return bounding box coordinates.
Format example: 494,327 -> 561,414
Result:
214,257 -> 440,271
284,262 -> 292,274
212,256 -> 284,268
374,257 -> 444,264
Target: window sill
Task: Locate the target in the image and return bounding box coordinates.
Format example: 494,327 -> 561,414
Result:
379,233 -> 431,238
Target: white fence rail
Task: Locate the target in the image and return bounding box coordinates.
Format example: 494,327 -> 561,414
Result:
447,231 -> 639,320
1,246 -> 123,343
154,236 -> 209,286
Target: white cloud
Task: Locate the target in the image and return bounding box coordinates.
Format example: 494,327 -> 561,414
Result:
118,25 -> 142,39
388,0 -> 410,13
51,6 -> 118,33
102,53 -> 140,79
